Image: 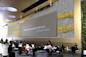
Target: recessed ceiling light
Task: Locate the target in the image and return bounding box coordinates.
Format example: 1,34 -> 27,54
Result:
6,15 -> 16,18
6,7 -> 18,12
0,7 -> 18,12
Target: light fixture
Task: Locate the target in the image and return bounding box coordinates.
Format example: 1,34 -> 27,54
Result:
6,7 -> 18,12
0,7 -> 18,12
6,15 -> 16,18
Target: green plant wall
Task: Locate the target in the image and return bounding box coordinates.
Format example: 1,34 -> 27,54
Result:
82,1 -> 86,49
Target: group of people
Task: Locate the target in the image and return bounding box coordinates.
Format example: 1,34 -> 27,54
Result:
17,42 -> 79,55
0,39 -> 79,57
18,42 -> 35,55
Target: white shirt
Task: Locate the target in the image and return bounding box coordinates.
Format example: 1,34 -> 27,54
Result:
47,45 -> 52,49
12,44 -> 15,48
52,46 -> 57,50
65,46 -> 71,51
2,44 -> 9,56
44,45 -> 48,49
0,43 -> 3,54
26,44 -> 32,51
31,44 -> 35,49
19,43 -> 22,47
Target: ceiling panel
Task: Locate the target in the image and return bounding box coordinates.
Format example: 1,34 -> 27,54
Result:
0,0 -> 57,22
16,0 -> 37,11
0,0 -> 36,21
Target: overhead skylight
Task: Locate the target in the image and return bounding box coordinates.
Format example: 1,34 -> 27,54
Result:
0,7 -> 18,12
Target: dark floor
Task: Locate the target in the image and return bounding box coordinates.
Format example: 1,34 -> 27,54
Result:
16,54 -> 81,57
15,52 -> 81,57
0,54 -> 81,57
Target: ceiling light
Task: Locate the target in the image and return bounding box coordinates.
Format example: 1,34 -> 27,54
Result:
6,15 -> 16,18
6,7 -> 18,12
0,7 -> 18,12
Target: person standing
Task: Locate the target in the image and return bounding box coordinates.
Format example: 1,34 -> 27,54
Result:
61,44 -> 65,52
8,41 -> 15,57
18,41 -> 22,55
0,41 -> 3,57
2,42 -> 9,57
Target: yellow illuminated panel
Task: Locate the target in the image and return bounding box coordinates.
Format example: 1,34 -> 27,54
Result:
57,12 -> 74,19
57,25 -> 74,33
9,27 -> 20,31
